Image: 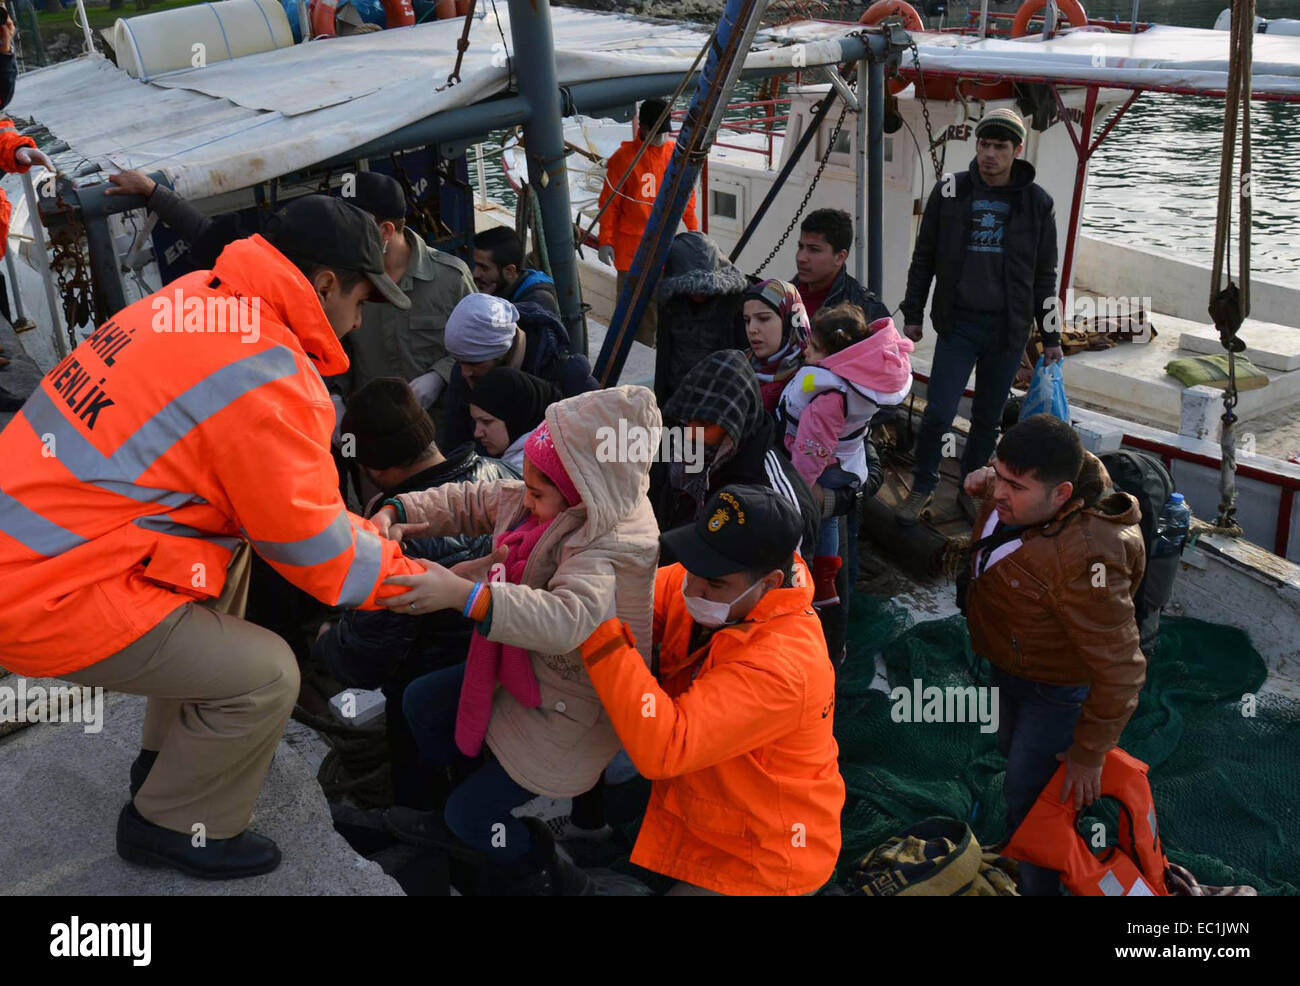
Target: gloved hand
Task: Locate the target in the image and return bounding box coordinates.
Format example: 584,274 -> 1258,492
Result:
597,245 -> 616,268
408,370 -> 446,409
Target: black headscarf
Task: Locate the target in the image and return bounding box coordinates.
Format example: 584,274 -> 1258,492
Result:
468,367 -> 561,444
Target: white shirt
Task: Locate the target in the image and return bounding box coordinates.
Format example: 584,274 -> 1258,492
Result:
976,510 -> 1024,574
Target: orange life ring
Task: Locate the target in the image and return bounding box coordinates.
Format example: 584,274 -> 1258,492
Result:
859,1 -> 925,94
382,0 -> 415,26
309,0 -> 339,38
1010,0 -> 1089,38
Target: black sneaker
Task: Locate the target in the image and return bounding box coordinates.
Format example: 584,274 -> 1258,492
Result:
115,802 -> 281,880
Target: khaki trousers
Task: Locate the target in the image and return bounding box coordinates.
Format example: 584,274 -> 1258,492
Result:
63,542 -> 300,839
615,270 -> 659,348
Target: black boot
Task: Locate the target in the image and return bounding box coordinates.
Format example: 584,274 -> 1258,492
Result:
477,817 -> 595,896
383,806 -> 484,863
116,802 -> 281,880
128,750 -> 159,798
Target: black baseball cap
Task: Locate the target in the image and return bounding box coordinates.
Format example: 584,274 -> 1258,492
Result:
661,484 -> 802,578
349,171 -> 407,223
264,194 -> 410,309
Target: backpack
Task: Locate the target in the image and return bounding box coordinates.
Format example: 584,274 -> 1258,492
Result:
1098,449 -> 1178,656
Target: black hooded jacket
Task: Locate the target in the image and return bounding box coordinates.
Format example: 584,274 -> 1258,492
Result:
654,232 -> 750,405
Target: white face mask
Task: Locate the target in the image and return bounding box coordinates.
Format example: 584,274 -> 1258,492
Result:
680,576 -> 765,628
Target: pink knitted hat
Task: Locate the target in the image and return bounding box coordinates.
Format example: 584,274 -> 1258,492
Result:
524,421 -> 581,505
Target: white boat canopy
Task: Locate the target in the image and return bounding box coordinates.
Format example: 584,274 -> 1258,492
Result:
774,20 -> 1300,100
9,10 -> 1300,202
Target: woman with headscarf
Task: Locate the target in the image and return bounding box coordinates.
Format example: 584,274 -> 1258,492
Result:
466,367 -> 562,476
743,279 -> 811,413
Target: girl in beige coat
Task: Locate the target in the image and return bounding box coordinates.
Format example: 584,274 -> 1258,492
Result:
371,386 -> 660,891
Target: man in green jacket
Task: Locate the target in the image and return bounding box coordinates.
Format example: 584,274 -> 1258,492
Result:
342,172 -> 476,411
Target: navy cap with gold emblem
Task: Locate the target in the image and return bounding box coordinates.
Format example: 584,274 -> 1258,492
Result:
661,483 -> 803,578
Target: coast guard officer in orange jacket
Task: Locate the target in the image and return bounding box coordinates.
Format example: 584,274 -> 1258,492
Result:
580,484 -> 844,895
0,195 -> 427,880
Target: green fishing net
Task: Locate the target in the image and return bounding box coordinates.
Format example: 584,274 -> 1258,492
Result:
835,596 -> 1300,895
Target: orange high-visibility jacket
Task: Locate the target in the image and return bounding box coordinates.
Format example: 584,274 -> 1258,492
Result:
580,559 -> 844,896
0,118 -> 37,257
597,140 -> 699,271
1004,747 -> 1170,896
0,234 -> 426,677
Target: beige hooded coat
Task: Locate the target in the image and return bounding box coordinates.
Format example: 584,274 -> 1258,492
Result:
396,386 -> 661,798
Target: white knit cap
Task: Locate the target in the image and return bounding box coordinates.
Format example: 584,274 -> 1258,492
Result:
445,294 -> 519,362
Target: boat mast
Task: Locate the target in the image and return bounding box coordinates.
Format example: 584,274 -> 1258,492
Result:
506,0 -> 587,352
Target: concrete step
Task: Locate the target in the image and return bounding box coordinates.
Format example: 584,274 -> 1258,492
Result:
0,689 -> 402,895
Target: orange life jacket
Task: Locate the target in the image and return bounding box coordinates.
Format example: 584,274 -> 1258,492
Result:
1003,747 -> 1170,896
0,117 -> 37,257
0,235 -> 426,677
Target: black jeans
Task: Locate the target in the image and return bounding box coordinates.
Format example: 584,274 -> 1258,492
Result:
912,320 -> 1023,494
992,665 -> 1089,896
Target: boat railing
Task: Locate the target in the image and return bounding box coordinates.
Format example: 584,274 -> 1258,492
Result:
672,96 -> 793,170
940,10 -> 1155,37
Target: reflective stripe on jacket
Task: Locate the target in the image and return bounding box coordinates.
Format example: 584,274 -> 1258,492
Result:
1004,747 -> 1170,896
0,234 -> 426,676
580,559 -> 845,895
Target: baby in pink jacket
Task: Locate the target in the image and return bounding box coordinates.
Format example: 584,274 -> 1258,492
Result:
777,304 -> 914,605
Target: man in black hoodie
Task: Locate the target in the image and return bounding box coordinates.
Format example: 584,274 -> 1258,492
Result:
897,109 -> 1062,525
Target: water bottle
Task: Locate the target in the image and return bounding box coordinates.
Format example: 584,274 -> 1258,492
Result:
1154,493 -> 1192,557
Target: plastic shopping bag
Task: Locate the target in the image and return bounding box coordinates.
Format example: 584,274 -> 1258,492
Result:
1020,356 -> 1071,423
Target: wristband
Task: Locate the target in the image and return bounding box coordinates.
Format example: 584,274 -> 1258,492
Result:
380,497 -> 407,524
462,582 -> 483,619
469,585 -> 492,623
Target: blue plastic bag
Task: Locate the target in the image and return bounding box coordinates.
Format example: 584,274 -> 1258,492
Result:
1020,356 -> 1071,423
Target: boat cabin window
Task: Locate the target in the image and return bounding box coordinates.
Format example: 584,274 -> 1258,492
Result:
711,189 -> 738,220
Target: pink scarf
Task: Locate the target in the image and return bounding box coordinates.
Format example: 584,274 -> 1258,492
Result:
454,514 -> 552,756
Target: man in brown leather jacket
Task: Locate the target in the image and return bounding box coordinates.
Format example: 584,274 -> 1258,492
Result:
962,414 -> 1147,895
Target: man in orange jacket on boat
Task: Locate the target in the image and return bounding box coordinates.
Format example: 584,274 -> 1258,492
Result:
0,195 -> 429,880
580,484 -> 844,895
597,97 -> 699,347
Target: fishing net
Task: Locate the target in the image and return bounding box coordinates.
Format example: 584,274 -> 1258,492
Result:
835,595 -> 1300,895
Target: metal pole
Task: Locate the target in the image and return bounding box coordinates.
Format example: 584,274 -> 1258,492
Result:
854,58 -> 866,286
978,0 -> 989,39
1056,86 -> 1098,319
82,213 -> 128,320
475,142 -> 487,208
1130,0 -> 1139,34
5,249 -> 26,323
1042,0 -> 1057,40
867,56 -> 884,298
506,0 -> 585,353
595,0 -> 773,386
21,172 -> 66,360
74,0 -> 95,55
